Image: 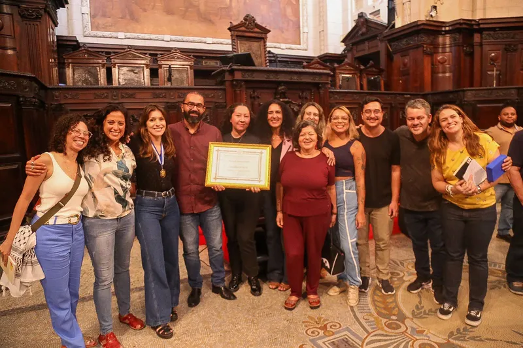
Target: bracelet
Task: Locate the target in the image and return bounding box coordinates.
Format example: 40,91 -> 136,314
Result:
476,185 -> 482,194
332,212 -> 337,215
445,184 -> 454,197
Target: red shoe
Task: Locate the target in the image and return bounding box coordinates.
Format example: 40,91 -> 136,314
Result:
118,313 -> 145,330
98,332 -> 122,348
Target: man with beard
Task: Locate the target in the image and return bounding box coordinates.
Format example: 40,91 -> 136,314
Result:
395,99 -> 445,304
356,96 -> 400,295
486,104 -> 522,242
168,92 -> 236,307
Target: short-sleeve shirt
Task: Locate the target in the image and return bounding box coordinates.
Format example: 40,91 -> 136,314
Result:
485,123 -> 522,183
440,132 -> 498,209
83,144 -> 136,218
508,130 -> 523,179
279,152 -> 335,217
169,121 -> 222,214
395,126 -> 441,211
358,128 -> 400,208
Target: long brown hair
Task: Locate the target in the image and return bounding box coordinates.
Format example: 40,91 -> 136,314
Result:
296,102 -> 325,133
327,106 -> 359,141
428,104 -> 484,170
138,104 -> 176,160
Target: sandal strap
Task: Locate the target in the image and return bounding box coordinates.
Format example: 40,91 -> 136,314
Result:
154,324 -> 172,335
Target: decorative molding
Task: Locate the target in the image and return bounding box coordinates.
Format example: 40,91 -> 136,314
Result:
0,79 -> 17,90
482,31 -> 522,41
152,92 -> 167,98
120,92 -> 136,99
19,6 -> 45,20
111,91 -> 118,100
463,45 -> 473,56
19,96 -> 42,108
94,92 -> 109,99
505,44 -> 518,52
80,0 -> 308,50
423,46 -> 433,55
465,89 -> 518,99
63,92 -> 80,99
241,72 -> 255,78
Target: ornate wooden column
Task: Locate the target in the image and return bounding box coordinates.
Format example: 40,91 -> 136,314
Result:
0,0 -> 66,85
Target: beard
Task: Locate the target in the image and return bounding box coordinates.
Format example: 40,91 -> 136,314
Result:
500,119 -> 515,128
183,109 -> 204,124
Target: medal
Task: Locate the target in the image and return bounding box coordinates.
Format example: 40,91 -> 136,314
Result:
151,141 -> 165,178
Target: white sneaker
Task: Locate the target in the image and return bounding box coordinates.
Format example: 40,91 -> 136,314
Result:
347,285 -> 360,306
327,280 -> 349,296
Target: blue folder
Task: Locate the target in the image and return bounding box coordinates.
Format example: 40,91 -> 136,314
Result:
487,154 -> 507,182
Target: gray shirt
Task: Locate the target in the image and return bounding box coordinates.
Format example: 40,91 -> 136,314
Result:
395,125 -> 441,211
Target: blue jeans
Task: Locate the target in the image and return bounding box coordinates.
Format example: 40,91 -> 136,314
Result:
263,192 -> 287,283
495,184 -> 514,236
403,208 -> 445,287
180,204 -> 226,288
334,179 -> 361,286
135,195 -> 180,327
33,215 -> 85,348
83,212 -> 135,335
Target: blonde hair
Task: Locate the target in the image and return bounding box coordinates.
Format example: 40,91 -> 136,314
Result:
327,106 -> 359,141
428,104 -> 484,170
296,102 -> 325,134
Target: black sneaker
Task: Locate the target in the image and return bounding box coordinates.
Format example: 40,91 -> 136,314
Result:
359,276 -> 370,293
508,281 -> 523,295
407,277 -> 432,293
378,279 -> 395,295
465,309 -> 482,326
432,285 -> 445,305
496,234 -> 512,243
437,303 -> 456,320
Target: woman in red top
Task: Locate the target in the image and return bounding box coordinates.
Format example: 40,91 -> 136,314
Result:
276,120 -> 337,310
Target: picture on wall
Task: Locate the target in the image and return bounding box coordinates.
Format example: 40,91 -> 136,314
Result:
89,0 -> 301,45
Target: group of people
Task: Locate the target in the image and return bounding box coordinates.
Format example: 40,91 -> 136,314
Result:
0,91 -> 521,347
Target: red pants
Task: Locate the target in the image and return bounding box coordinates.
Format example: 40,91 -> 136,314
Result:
282,212 -> 330,297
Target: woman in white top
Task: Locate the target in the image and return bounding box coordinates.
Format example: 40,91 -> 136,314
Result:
0,114 -> 93,348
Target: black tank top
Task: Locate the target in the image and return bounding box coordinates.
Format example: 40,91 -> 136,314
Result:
324,140 -> 355,177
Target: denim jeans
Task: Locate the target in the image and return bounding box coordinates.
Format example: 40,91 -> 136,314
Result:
403,208 -> 445,287
83,212 -> 135,335
506,198 -> 523,283
263,191 -> 287,284
135,195 -> 180,327
334,179 -> 361,286
33,215 -> 85,348
495,184 -> 514,236
441,201 -> 496,311
179,204 -> 226,288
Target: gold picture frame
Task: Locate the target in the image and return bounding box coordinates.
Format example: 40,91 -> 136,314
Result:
205,142 -> 271,190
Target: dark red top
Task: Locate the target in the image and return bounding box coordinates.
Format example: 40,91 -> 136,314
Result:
279,152 -> 335,217
169,121 -> 222,214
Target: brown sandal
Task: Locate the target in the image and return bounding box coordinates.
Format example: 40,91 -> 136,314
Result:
308,295 -> 321,309
278,283 -> 291,291
268,281 -> 280,290
284,296 -> 300,310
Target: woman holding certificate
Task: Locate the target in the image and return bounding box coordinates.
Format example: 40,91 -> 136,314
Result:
128,104 -> 179,339
429,104 -> 504,327
256,100 -> 295,292
276,120 -> 337,310
219,103 -> 262,296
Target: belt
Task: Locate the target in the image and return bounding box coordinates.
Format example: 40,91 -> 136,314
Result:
44,214 -> 81,225
137,187 -> 175,198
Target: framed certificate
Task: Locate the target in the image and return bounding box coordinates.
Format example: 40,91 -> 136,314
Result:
205,142 -> 271,190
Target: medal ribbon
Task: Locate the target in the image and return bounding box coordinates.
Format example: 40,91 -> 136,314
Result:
151,141 -> 164,168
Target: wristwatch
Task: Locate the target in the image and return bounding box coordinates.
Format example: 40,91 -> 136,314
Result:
476,185 -> 482,194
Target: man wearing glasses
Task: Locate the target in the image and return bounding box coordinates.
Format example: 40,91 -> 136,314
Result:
356,96 -> 401,295
169,92 -> 236,308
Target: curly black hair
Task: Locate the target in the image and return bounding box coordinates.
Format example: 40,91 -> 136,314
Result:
48,114 -> 88,165
255,100 -> 295,144
220,103 -> 256,135
83,104 -> 131,161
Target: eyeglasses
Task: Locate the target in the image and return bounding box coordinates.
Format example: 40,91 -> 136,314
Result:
71,129 -> 93,138
363,109 -> 382,116
183,102 -> 205,110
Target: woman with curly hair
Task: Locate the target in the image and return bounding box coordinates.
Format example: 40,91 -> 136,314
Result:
1,115 -> 93,348
429,104 -> 506,327
27,104 -> 144,347
128,104 -> 179,339
255,100 -> 295,291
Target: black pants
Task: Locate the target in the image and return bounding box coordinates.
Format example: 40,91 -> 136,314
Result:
506,198 -> 523,283
403,208 -> 445,287
441,202 -> 496,311
263,191 -> 288,283
219,190 -> 261,277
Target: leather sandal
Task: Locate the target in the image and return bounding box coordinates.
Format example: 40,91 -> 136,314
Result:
62,337 -> 98,348
278,283 -> 291,291
151,323 -> 174,339
308,295 -> 321,309
268,281 -> 280,290
119,313 -> 145,330
170,308 -> 178,322
284,296 -> 300,311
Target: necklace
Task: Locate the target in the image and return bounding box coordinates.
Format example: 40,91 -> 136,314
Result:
151,141 -> 166,178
